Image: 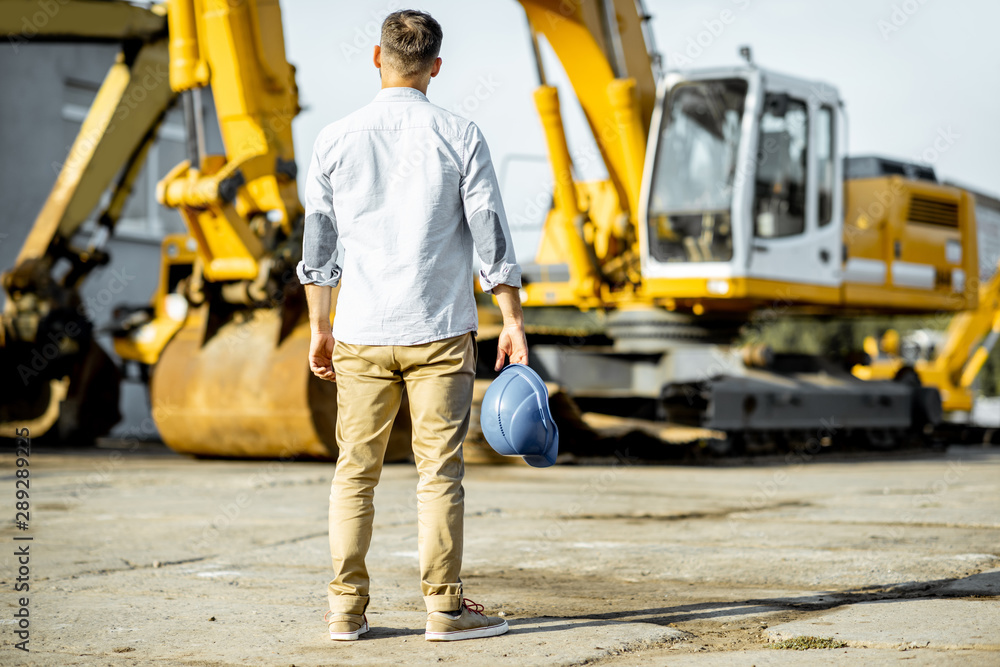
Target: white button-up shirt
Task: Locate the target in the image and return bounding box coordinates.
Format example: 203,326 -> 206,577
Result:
297,86 -> 521,346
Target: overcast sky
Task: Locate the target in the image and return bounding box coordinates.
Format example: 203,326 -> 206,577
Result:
282,0 -> 1000,254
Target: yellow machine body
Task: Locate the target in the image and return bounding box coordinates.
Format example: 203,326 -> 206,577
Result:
854,256 -> 1000,412
513,7 -> 996,420
636,178 -> 979,312
112,235 -> 195,366
840,177 -> 977,312
524,66 -> 981,317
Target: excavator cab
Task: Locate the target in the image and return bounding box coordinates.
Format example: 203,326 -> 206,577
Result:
640,66 -> 845,308
638,64 -> 978,318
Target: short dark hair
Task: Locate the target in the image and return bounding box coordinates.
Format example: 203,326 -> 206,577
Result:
380,10 -> 443,78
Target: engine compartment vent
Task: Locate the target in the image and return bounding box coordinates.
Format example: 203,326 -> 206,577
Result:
907,196 -> 959,228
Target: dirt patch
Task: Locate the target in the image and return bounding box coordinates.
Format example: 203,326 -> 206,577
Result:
463,568 -> 823,652
769,636 -> 848,650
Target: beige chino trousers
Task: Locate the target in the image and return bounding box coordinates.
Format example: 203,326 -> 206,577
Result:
327,332 -> 476,615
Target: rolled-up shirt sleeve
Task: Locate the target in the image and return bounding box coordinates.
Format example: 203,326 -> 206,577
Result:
460,122 -> 521,294
296,134 -> 341,288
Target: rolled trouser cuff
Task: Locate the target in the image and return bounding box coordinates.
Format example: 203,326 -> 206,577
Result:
424,594 -> 464,614
328,594 -> 369,615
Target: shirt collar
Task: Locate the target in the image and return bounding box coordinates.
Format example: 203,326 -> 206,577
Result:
374,86 -> 429,103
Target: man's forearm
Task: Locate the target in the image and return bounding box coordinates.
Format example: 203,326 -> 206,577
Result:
492,284 -> 523,327
305,284 -> 333,333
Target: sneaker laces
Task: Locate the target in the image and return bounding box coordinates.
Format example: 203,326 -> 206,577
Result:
462,598 -> 486,616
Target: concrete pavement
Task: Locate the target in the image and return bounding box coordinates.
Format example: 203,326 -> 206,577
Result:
0,442 -> 997,665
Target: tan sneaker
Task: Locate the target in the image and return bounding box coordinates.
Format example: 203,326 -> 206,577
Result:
325,611 -> 369,640
425,598 -> 509,641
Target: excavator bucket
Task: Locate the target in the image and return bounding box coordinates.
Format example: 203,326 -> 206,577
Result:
150,307 -> 413,461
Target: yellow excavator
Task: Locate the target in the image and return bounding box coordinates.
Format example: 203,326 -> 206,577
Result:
0,0 -> 343,455
1,0 -> 173,442
2,0 -> 997,457
513,2 -> 1000,447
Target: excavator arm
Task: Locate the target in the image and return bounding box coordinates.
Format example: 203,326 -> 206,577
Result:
916,256 -> 1000,412
156,0 -> 301,283
514,0 -> 657,306
519,0 -> 656,206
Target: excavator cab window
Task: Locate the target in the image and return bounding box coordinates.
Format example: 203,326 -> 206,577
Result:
753,94 -> 808,238
646,78 -> 748,263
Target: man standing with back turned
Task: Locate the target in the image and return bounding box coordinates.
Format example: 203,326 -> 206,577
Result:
297,10 -> 526,642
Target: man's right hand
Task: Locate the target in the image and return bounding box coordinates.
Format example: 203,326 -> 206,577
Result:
309,330 -> 336,382
495,322 -> 528,370
492,284 -> 528,370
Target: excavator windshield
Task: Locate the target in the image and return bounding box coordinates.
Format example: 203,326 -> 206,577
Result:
646,78 -> 748,263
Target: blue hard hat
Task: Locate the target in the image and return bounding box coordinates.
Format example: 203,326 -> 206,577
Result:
480,363 -> 559,468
